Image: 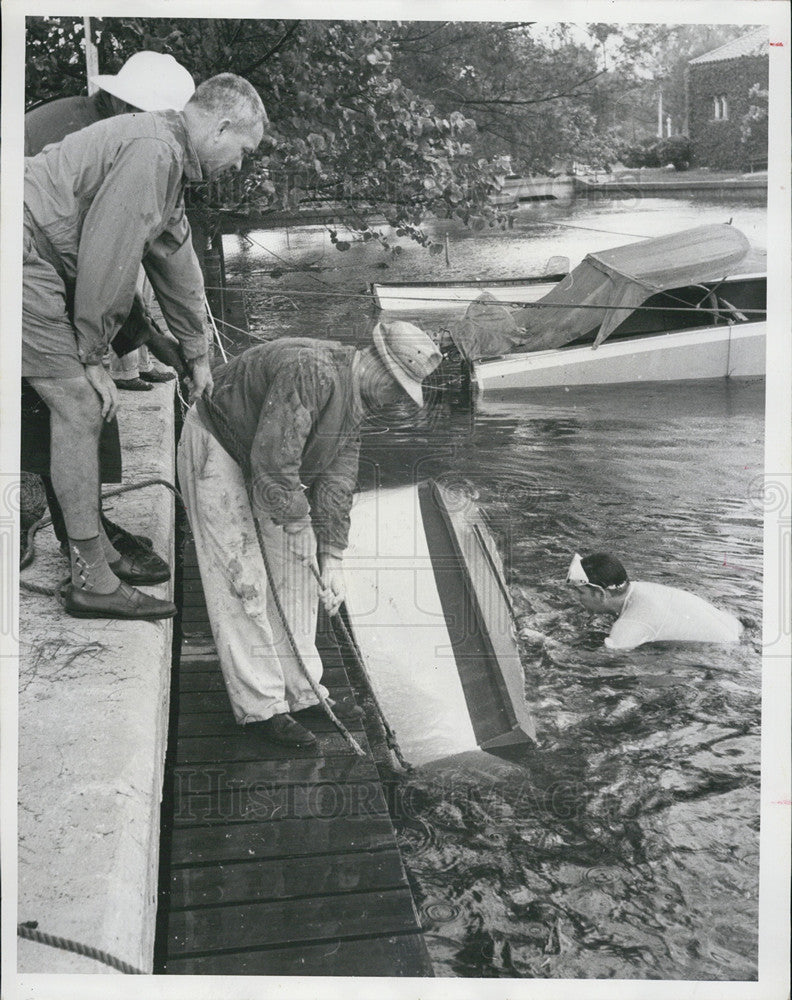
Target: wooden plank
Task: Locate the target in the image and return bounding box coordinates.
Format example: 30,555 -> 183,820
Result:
175,730 -> 368,763
167,887 -> 420,955
169,849 -> 408,908
181,592 -> 208,608
181,608 -> 212,624
177,707 -> 364,737
176,686 -> 356,718
178,665 -> 349,692
172,780 -> 388,826
165,931 -> 434,976
172,756 -> 381,795
181,622 -> 213,637
170,814 -> 397,866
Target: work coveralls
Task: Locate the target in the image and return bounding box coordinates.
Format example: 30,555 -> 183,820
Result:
177,339 -> 363,724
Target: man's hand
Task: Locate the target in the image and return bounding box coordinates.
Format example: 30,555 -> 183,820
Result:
283,517 -> 317,565
318,553 -> 345,616
84,363 -> 119,421
187,354 -> 214,403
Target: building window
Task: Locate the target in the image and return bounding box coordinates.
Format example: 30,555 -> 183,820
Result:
713,95 -> 729,120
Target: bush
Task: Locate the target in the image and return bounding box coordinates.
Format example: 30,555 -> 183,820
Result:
620,135 -> 690,171
655,136 -> 691,171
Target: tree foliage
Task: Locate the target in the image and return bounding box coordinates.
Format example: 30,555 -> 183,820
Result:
26,18 -> 747,248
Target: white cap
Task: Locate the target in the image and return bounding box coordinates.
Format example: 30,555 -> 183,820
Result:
91,51 -> 195,112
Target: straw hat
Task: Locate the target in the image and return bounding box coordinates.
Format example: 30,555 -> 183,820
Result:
91,51 -> 195,112
372,320 -> 442,407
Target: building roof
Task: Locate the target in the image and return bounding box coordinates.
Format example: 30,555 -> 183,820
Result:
689,27 -> 768,65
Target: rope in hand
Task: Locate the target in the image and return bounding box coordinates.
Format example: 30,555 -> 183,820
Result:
17,922 -> 145,975
306,561 -> 413,774
246,491 -> 366,758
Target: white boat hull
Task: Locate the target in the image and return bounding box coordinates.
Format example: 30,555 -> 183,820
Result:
372,280 -> 559,316
344,483 -> 535,765
473,322 -> 766,395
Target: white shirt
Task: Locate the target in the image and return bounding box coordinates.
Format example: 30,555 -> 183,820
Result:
605,581 -> 742,651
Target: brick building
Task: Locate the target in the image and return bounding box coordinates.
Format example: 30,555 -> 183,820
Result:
686,28 -> 768,171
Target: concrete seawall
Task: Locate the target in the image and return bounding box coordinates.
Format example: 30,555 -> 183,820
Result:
18,382 -> 177,973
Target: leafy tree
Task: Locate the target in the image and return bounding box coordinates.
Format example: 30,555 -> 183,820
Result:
28,18 -> 734,248
388,21 -> 622,172
584,23 -> 756,141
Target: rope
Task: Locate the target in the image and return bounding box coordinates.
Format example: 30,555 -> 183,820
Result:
306,567 -> 413,773
200,282 -> 767,317
200,394 -> 366,756
204,294 -> 228,362
19,478 -> 184,596
17,922 -> 145,975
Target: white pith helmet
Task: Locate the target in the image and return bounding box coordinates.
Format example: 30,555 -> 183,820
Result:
371,320 -> 443,407
91,51 -> 195,112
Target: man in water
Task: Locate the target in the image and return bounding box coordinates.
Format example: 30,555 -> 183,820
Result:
177,321 -> 442,747
24,73 -> 266,619
566,552 -> 742,651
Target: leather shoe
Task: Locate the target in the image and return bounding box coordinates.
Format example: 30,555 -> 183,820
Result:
62,580 -> 176,620
248,714 -> 317,747
109,550 -> 170,585
296,696 -> 363,721
101,515 -> 153,552
140,369 -> 176,383
115,377 -> 152,391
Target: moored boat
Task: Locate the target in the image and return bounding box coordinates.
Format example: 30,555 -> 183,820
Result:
371,272 -> 566,317
377,225 -> 766,397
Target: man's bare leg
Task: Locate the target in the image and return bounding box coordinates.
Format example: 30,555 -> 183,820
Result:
26,374 -> 119,593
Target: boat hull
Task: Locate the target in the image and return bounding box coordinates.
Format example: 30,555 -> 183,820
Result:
372,277 -> 561,316
473,322 -> 766,396
343,481 -> 536,766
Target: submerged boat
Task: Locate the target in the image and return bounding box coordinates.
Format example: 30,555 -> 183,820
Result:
377,225 -> 767,396
342,480 -> 537,767
372,257 -> 569,316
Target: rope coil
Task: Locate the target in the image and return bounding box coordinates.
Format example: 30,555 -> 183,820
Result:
17,922 -> 145,975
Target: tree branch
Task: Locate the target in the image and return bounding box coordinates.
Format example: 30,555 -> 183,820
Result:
237,21 -> 301,77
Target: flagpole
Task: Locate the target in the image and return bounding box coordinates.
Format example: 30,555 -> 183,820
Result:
83,17 -> 99,95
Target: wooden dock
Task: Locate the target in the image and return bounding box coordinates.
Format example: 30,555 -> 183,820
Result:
157,535 -> 433,976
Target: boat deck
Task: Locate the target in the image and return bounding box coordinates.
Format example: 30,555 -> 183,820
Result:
157,536 -> 433,976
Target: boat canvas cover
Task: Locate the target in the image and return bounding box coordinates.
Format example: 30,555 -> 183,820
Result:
450,225 -> 751,361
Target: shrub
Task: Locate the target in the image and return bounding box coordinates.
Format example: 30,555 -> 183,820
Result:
620,135 -> 691,171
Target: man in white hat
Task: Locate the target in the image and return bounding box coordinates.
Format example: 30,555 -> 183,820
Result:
23,73 -> 267,619
22,50 -> 198,589
177,321 -> 442,747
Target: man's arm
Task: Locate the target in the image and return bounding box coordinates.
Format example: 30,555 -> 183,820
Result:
308,436 -> 361,616
604,618 -> 656,651
142,194 -> 209,364
308,435 -> 361,559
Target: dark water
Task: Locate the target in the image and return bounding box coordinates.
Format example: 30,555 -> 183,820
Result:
223,194 -> 764,980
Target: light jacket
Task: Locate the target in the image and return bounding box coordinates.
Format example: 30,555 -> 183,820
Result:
24,110 -> 207,365
197,339 -> 363,557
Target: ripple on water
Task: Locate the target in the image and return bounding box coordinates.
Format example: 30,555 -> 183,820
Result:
226,197 -> 764,979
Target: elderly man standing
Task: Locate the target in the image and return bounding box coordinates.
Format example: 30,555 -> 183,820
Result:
23,73 -> 267,619
23,50 -> 196,583
177,321 -> 442,747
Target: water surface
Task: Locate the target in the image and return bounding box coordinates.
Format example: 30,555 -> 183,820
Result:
222,193 -> 764,979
